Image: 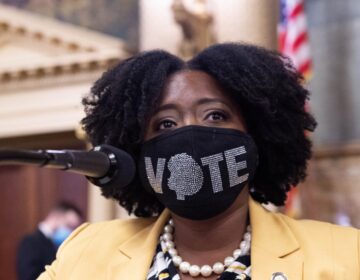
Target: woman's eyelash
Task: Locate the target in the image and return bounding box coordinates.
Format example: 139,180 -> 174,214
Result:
206,111 -> 228,120
156,119 -> 176,130
153,110 -> 228,131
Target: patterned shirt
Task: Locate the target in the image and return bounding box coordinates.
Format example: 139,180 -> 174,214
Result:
147,239 -> 251,280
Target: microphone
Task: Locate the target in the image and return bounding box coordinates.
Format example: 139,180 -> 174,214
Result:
0,145 -> 136,189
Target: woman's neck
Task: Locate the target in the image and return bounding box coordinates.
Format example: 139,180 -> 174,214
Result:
170,188 -> 250,266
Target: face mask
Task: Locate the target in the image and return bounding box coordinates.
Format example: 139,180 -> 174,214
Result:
138,125 -> 258,220
51,226 -> 72,247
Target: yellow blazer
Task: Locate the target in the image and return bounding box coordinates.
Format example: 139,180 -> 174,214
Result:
38,198 -> 360,280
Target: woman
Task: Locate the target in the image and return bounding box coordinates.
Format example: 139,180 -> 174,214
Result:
39,43 -> 359,280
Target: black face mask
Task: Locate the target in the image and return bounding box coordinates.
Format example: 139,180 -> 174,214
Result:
138,125 -> 258,220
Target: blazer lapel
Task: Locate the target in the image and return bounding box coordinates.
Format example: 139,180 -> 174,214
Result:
251,247 -> 303,280
107,210 -> 170,280
249,198 -> 303,280
107,199 -> 303,280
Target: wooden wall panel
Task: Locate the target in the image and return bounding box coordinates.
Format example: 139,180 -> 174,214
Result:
0,159 -> 88,279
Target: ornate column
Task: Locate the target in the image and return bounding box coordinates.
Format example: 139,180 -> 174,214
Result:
213,0 -> 278,50
140,0 -> 279,52
87,185 -> 118,221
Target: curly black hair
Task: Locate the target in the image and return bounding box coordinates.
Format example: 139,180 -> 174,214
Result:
82,43 -> 317,217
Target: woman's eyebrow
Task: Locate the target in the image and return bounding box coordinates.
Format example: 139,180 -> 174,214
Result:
153,98 -> 230,115
196,98 -> 231,107
153,103 -> 179,114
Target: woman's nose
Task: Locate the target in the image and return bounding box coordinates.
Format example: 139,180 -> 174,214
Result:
183,115 -> 200,127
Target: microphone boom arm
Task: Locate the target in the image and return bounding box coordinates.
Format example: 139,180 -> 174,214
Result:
0,149 -> 110,178
0,145 -> 135,189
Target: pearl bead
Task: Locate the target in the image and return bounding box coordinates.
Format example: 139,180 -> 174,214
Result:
162,219 -> 251,277
241,241 -> 250,254
189,265 -> 200,277
224,256 -> 235,267
233,248 -> 242,258
165,240 -> 175,248
168,248 -> 178,256
244,244 -> 250,254
164,225 -> 173,233
172,255 -> 182,267
200,265 -> 212,277
163,233 -> 173,241
179,261 -> 190,273
213,262 -> 224,274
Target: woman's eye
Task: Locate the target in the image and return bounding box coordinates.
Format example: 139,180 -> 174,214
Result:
206,111 -> 227,121
158,120 -> 176,130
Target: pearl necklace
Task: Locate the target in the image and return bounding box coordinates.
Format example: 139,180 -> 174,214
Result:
160,219 -> 251,278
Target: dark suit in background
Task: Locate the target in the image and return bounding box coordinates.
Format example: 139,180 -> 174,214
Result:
17,229 -> 57,280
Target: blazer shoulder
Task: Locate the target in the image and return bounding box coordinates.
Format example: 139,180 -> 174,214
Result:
280,213 -> 359,238
278,213 -> 360,267
63,216 -> 157,247
39,217 -> 158,279
58,217 -> 157,268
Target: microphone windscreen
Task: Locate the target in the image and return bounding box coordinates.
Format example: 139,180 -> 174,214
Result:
87,144 -> 136,193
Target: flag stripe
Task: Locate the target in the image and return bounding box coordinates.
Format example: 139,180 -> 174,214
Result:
299,60 -> 312,75
290,2 -> 304,18
286,14 -> 307,47
279,0 -> 313,217
278,0 -> 312,79
293,43 -> 311,67
292,31 -> 308,51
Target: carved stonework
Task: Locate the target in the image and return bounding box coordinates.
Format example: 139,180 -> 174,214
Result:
0,4 -> 130,84
0,4 -> 130,140
171,0 -> 216,58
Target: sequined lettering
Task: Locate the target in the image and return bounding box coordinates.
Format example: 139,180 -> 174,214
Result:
144,157 -> 166,193
201,153 -> 224,193
224,146 -> 249,187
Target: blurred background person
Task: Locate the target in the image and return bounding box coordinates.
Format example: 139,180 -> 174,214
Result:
16,201 -> 83,280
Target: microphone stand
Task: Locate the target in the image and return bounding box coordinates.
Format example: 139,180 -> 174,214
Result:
0,145 -> 135,189
0,149 -> 110,177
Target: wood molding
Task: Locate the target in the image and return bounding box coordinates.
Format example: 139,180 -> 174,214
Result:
313,142 -> 360,158
0,131 -> 85,149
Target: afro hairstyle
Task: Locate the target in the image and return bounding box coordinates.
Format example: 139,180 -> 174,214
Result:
82,43 -> 317,217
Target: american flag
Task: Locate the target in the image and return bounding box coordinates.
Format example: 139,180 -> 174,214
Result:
279,0 -> 312,80
279,0 -> 312,217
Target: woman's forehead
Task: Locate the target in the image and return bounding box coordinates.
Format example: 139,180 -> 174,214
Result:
159,70 -> 232,105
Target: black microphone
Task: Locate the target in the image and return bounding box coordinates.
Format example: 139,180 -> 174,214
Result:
0,144 -> 136,189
